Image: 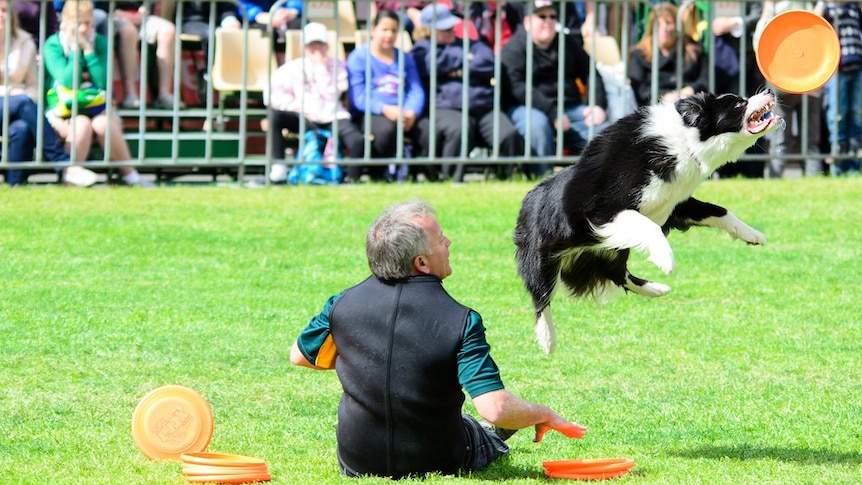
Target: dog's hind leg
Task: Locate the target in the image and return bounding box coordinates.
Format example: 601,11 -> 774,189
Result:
515,246 -> 561,354
592,210 -> 676,274
536,307 -> 556,355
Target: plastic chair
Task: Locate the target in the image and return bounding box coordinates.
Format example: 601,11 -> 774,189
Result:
211,28 -> 277,126
582,35 -> 622,65
306,0 -> 357,41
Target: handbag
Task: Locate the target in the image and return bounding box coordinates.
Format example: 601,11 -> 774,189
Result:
46,82 -> 107,118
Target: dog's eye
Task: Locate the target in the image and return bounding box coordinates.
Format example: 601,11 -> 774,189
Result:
736,101 -> 746,109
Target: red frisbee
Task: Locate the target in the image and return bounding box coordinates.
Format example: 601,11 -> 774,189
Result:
180,452 -> 268,467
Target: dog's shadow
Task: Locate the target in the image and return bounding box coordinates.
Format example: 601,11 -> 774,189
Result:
668,444 -> 862,465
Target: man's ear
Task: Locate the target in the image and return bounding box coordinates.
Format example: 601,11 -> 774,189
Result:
413,255 -> 431,275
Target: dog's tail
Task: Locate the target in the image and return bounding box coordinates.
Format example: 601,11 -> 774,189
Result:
536,307 -> 556,354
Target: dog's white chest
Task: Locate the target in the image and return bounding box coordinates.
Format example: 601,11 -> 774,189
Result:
638,168 -> 702,224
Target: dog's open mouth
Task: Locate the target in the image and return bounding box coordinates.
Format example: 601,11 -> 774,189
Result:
747,101 -> 778,134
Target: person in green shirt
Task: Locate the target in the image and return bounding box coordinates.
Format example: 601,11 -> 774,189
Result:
42,0 -> 150,186
291,199 -> 587,478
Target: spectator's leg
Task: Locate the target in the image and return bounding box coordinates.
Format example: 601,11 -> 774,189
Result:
51,115 -> 95,162
3,119 -> 34,186
92,112 -> 139,181
804,93 -> 824,176
507,105 -> 553,178
8,95 -> 70,162
145,16 -> 179,103
767,92 -> 796,178
426,109 -> 462,181
368,114 -> 398,180
269,109 -> 302,160
114,19 -> 141,107
477,110 -> 521,179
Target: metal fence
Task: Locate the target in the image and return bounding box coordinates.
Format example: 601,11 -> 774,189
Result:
0,0 -> 854,184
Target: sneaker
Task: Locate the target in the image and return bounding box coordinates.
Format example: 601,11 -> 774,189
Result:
127,178 -> 156,188
121,95 -> 140,109
63,165 -> 98,187
153,95 -> 186,110
269,163 -> 288,183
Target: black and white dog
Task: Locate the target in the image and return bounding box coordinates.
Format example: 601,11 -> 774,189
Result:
513,91 -> 782,354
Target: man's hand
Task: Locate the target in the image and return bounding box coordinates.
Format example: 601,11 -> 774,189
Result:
534,418 -> 587,443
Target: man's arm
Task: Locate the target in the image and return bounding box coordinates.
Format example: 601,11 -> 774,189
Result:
290,340 -> 332,370
472,388 -> 587,442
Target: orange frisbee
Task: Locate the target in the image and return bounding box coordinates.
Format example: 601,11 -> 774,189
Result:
545,469 -> 630,480
755,10 -> 840,94
543,458 -> 635,472
183,472 -> 272,484
182,464 -> 270,476
181,452 -> 268,467
132,385 -> 214,460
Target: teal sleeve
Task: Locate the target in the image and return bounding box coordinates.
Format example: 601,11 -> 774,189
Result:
457,310 -> 504,398
295,292 -> 343,365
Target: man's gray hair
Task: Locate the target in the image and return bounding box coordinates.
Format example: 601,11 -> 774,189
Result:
366,200 -> 435,280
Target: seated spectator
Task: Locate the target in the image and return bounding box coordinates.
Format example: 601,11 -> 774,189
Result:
817,0 -> 862,177
628,2 -> 709,107
43,0 -> 151,186
346,8 -> 428,183
411,3 -> 524,182
12,1 -> 59,48
266,22 -> 365,183
0,2 -> 96,187
240,0 -> 302,32
375,1 -> 431,39
93,1 -> 183,109
500,1 -> 610,178
178,1 -> 240,58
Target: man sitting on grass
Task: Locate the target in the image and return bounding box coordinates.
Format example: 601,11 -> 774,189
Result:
290,199 -> 586,478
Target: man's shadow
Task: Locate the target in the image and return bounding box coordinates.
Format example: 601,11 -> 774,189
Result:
667,444 -> 862,465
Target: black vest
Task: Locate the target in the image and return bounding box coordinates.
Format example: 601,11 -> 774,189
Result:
330,275 -> 471,478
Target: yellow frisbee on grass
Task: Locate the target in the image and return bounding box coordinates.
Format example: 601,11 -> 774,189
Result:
131,385 -> 214,460
755,10 -> 840,94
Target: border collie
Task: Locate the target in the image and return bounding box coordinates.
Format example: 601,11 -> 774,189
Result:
513,91 -> 781,354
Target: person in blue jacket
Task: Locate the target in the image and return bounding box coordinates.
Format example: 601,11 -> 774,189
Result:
239,0 -> 302,31
346,8 -> 427,182
411,3 -> 524,182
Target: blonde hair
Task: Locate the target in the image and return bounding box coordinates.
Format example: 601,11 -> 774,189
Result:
0,2 -> 20,37
634,2 -> 700,64
62,0 -> 95,20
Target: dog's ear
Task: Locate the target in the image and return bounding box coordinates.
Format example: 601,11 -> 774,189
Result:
676,92 -> 713,127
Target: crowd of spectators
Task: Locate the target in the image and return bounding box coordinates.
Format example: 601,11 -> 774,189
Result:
2,0 -> 858,187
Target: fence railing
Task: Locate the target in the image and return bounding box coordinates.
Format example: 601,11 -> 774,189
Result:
0,0 -> 853,183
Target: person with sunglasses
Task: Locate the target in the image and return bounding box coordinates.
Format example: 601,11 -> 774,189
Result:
500,0 -> 610,179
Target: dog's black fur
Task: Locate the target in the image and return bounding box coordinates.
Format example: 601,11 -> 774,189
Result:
513,91 -> 782,353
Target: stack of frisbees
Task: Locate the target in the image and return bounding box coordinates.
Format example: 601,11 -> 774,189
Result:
132,385 -> 271,483
180,452 -> 271,483
543,458 -> 635,480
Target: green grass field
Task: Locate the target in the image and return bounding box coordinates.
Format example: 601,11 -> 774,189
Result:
2,177 -> 861,484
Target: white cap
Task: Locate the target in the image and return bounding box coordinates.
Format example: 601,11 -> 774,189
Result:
303,22 -> 328,45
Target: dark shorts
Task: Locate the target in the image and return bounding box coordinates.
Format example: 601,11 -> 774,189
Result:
337,414 -> 510,477
461,414 -> 511,472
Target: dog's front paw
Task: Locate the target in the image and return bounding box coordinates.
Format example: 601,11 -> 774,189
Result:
647,250 -> 676,274
736,226 -> 766,246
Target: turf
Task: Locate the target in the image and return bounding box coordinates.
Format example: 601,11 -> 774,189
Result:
1,176 -> 861,484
